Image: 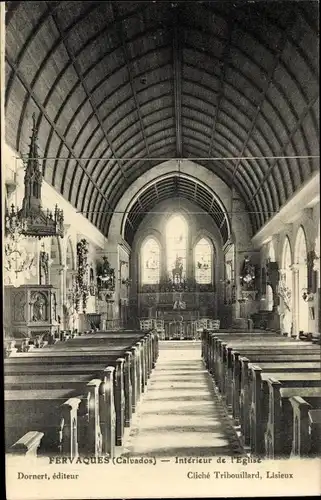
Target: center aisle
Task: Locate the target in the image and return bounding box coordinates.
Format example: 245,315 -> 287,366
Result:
121,341 -> 245,458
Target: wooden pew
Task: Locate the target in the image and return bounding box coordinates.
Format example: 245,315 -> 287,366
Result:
208,333 -> 304,382
307,409 -> 321,456
36,334 -> 154,385
9,431 -> 44,457
248,368 -> 321,454
203,330 -> 320,458
248,362 -> 321,455
288,398 -> 321,457
217,338 -> 319,393
5,356 -> 127,448
5,345 -> 141,418
5,368 -> 116,458
5,390 -> 86,458
231,351 -> 321,423
4,330 -> 158,452
264,382 -> 321,458
203,331 -> 277,372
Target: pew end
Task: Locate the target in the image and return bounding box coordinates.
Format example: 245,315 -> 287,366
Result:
308,409 -> 321,456
9,431 -> 44,457
289,396 -> 312,457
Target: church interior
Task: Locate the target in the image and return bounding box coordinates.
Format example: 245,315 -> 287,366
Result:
2,1 -> 321,464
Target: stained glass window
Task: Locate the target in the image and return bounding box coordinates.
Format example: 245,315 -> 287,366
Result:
141,238 -> 160,284
166,215 -> 188,283
194,238 -> 212,284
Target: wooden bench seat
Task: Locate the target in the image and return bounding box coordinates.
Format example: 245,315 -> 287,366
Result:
248,362 -> 321,454
246,369 -> 321,454
12,338 -> 153,388
209,334 -> 317,380
204,332 -> 285,371
5,356 -> 128,447
5,382 -> 102,458
9,431 -> 45,457
5,370 -> 116,458
222,346 -> 320,406
231,353 -> 320,422
202,329 -> 320,458
5,342 -> 146,411
307,409 -> 321,456
264,383 -> 321,458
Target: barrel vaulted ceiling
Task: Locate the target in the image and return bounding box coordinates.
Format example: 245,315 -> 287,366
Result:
5,1 -> 320,241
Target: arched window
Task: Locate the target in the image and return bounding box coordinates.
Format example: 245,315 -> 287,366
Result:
194,238 -> 212,284
141,238 -> 160,284
166,214 -> 188,281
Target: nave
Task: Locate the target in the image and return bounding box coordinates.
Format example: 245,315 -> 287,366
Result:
5,326 -> 321,461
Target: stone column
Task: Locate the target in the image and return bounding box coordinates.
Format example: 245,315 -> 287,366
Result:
50,264 -> 66,320
291,263 -> 300,338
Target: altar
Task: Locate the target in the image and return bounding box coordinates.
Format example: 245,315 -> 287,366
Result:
155,304 -> 199,339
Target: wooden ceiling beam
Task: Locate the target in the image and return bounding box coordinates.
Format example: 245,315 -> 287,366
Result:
173,8 -> 183,158
111,3 -> 150,162
248,92 -> 319,205
208,19 -> 234,157
5,56 -> 113,212
48,5 -> 128,189
230,11 -> 297,186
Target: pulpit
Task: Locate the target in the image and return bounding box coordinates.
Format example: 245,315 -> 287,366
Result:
4,285 -> 58,342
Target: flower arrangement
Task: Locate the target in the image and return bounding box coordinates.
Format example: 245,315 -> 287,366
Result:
76,239 -> 89,312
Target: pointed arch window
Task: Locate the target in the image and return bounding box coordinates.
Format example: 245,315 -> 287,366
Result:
166,214 -> 188,281
141,238 -> 160,284
194,238 -> 212,284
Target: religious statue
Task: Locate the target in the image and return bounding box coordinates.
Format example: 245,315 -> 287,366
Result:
172,255 -> 184,283
240,255 -> 256,290
39,250 -> 49,285
173,298 -> 186,310
32,294 -> 46,321
97,256 -> 115,291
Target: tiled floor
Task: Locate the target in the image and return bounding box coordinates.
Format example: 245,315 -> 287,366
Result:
121,341 -> 244,458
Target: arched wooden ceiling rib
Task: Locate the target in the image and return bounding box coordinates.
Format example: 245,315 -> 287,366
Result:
5,0 -> 319,238
123,174 -> 231,247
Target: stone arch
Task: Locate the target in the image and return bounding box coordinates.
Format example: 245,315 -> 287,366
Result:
294,226 -> 309,334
